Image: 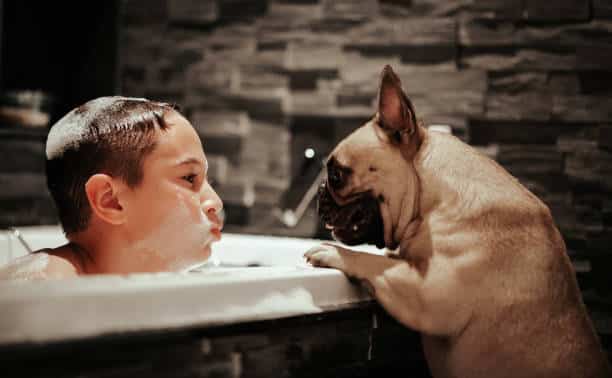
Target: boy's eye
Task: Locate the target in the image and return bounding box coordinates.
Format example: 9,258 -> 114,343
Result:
183,174 -> 197,184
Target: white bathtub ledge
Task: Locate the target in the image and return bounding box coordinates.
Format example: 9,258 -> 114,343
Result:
0,266 -> 372,345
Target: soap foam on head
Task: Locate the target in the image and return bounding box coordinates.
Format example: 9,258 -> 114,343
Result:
45,96 -> 149,160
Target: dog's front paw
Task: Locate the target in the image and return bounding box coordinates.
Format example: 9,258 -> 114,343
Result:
304,244 -> 347,270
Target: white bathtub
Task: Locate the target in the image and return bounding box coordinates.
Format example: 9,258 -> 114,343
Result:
0,226 -> 380,345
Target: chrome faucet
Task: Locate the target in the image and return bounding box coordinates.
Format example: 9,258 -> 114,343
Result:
275,147 -> 327,228
8,227 -> 33,254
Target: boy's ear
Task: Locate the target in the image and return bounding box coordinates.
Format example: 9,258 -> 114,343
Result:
85,174 -> 126,226
377,65 -> 418,142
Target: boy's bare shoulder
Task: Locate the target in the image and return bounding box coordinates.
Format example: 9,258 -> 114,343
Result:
0,247 -> 80,281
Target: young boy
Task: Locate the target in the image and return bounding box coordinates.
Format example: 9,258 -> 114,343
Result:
0,97 -> 223,279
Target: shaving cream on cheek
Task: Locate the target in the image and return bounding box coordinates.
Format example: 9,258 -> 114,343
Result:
163,195 -> 214,270
127,189 -> 215,272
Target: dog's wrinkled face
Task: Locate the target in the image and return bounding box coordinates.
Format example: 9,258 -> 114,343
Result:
317,182 -> 385,248
317,65 -> 422,249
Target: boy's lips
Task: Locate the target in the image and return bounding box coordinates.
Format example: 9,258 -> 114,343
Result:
210,224 -> 222,240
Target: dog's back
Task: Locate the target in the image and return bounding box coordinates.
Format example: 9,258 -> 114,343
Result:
416,130 -> 611,378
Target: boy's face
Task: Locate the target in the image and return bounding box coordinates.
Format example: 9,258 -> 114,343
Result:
118,110 -> 223,273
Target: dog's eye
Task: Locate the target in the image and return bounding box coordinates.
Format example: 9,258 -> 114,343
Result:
392,130 -> 402,143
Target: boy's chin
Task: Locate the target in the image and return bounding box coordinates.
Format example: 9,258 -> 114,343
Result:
198,244 -> 213,261
173,246 -> 212,272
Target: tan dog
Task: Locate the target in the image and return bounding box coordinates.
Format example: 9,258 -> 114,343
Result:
305,65 -> 611,378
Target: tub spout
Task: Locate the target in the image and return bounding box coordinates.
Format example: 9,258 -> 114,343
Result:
8,227 -> 33,254
275,148 -> 326,228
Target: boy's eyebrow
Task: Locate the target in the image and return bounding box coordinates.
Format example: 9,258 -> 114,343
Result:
175,157 -> 205,168
175,157 -> 209,174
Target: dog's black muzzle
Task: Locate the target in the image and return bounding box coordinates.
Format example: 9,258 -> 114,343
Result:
317,182 -> 385,249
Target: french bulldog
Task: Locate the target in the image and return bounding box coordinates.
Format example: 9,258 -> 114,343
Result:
305,65 -> 611,378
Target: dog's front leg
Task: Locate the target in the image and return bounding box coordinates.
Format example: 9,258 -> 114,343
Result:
305,243 -> 426,331
305,243 -> 470,337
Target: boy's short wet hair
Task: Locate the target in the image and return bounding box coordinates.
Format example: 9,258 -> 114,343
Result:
45,97 -> 178,234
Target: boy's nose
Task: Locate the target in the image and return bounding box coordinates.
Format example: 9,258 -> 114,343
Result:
201,186 -> 224,226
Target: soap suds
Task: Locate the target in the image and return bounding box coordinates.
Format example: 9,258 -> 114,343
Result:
130,194 -> 215,272
0,253 -> 49,280
224,287 -> 321,318
46,96 -> 148,160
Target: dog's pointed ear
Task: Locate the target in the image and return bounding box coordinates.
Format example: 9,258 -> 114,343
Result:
377,65 -> 418,144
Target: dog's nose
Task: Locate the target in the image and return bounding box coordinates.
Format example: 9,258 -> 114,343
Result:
327,157 -> 351,191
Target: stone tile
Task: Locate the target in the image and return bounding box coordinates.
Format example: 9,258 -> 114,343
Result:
241,119 -> 291,182
466,0 -> 523,20
347,17 -> 456,46
263,2 -> 322,27
226,88 -> 290,123
485,92 -> 552,121
413,91 -> 485,121
459,16 -> 519,47
119,26 -> 164,67
285,41 -> 343,71
556,126 -> 600,153
380,0 -> 471,18
578,71 -> 612,95
520,21 -> 612,46
120,66 -> 147,97
397,44 -> 456,64
495,145 -> 564,175
237,64 -> 289,91
0,197 -> 58,228
460,50 -> 518,71
0,173 -> 49,199
287,90 -> 337,116
210,333 -> 271,354
147,60 -> 188,98
160,29 -> 208,66
548,73 -> 581,95
168,0 -> 218,27
287,69 -> 338,91
488,72 -> 548,94
337,52 -> 402,87
207,154 -> 230,186
205,24 -> 258,52
565,149 -> 612,186
200,135 -> 244,165
218,0 -> 268,23
524,0 -> 590,22
553,95 -> 612,122
593,0 -> 612,19
121,0 -> 168,26
215,176 -> 255,225
0,140 -> 46,173
461,48 -> 578,71
187,61 -> 238,93
468,120 -> 586,145
338,67 -> 486,120
191,111 -> 251,137
599,125 -> 612,151
254,178 -> 289,206
321,0 -> 380,23
577,43 -> 612,70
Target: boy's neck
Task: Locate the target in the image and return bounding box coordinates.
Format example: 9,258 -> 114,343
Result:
66,227 -> 113,275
